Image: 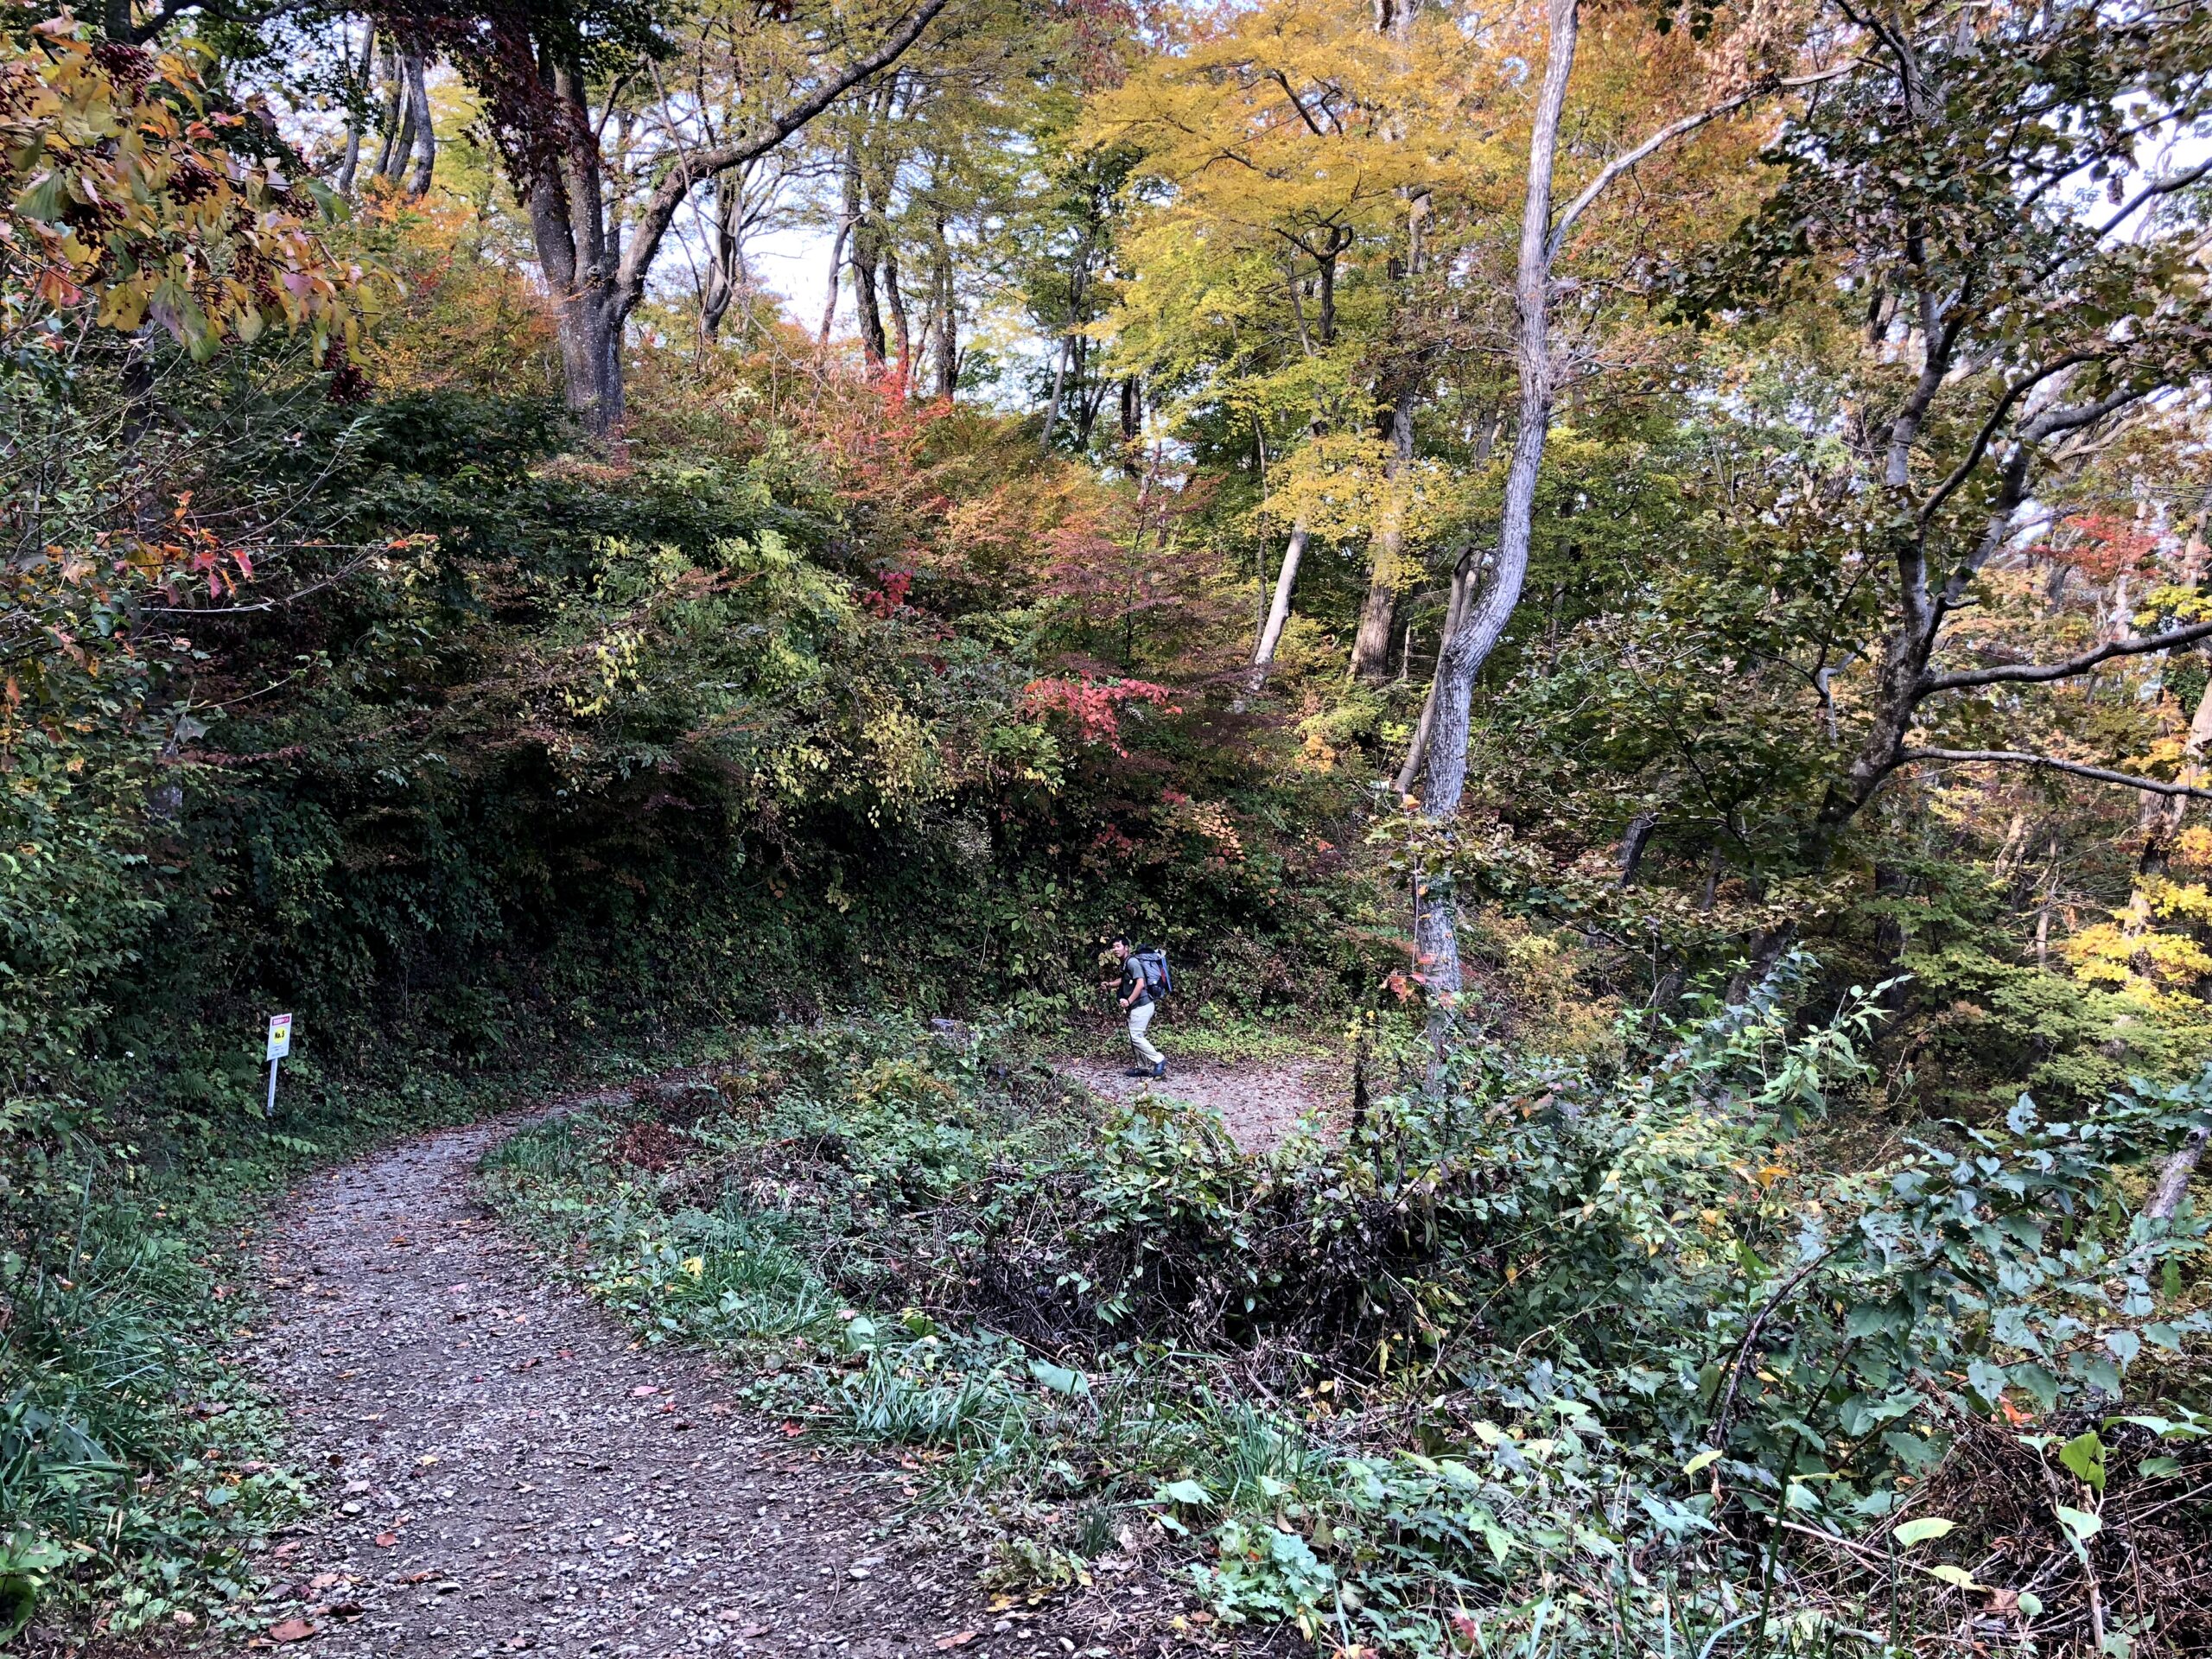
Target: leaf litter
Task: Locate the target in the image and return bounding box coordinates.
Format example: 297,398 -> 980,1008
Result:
219,1107 -> 1237,1657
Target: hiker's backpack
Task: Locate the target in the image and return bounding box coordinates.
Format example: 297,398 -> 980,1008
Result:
1134,947 -> 1173,999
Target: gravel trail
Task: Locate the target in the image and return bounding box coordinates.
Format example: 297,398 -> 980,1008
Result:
235,1109 -> 1130,1658
1052,1058 -> 1338,1155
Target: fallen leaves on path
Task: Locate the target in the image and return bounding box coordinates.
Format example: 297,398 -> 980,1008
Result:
231,1109 -> 1201,1657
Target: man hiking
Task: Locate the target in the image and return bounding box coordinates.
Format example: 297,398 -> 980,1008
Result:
1107,934 -> 1168,1079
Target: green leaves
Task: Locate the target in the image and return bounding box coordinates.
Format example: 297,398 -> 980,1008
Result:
1892,1516 -> 1956,1547
2053,1503 -> 2102,1563
2058,1432 -> 2107,1492
1027,1358 -> 1089,1397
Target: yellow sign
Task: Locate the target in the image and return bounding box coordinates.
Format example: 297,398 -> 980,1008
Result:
266,1014 -> 293,1062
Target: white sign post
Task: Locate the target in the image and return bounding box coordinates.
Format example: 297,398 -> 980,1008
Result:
264,1014 -> 293,1117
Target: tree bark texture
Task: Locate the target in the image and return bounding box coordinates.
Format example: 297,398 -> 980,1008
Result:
1393,546 -> 1476,795
517,0 -> 949,434
1039,248 -> 1092,453
335,22 -> 376,196
1249,523 -> 1312,692
372,41 -> 404,181
1413,0 -> 1578,1017
700,174 -> 745,340
2147,1125 -> 2209,1223
404,49 -> 436,196
849,139 -> 889,371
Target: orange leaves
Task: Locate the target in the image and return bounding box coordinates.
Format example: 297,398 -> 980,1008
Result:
0,16 -> 380,359
2026,512 -> 2165,583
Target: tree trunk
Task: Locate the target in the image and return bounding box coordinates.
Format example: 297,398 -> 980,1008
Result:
1412,0 -> 1578,1026
882,243 -> 912,385
930,212 -> 957,399
1041,334 -> 1074,452
404,50 -> 436,196
1393,410 -> 1497,793
1040,252 -> 1090,453
852,247 -> 888,369
372,41 -> 404,181
1351,387 -> 1419,682
2147,1125 -> 2209,1223
335,22 -> 375,196
1618,810 -> 1659,885
1248,523 -> 1311,693
701,175 -> 743,340
1393,546 -> 1476,795
526,62 -> 624,435
512,0 -> 950,434
1806,563 -> 1938,849
819,211 -> 852,345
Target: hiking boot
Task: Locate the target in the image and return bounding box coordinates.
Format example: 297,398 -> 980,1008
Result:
1123,1066 -> 1154,1078
1152,1060 -> 1167,1080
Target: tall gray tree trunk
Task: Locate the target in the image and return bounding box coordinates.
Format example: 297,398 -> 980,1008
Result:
1393,545 -> 1476,795
335,22 -> 376,196
372,41 -> 404,181
819,213 -> 852,344
1248,523 -> 1312,693
1413,0 -> 1578,1027
404,50 -> 436,196
1041,333 -> 1075,452
883,243 -> 912,382
526,62 -> 624,435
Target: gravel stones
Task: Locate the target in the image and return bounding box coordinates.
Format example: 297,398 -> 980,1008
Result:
234,1112 -> 1085,1658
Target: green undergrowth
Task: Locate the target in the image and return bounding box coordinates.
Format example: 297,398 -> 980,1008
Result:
479,974 -> 2212,1658
0,1043 -> 681,1645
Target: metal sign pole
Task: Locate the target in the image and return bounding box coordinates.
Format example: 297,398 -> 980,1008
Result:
264,1014 -> 293,1119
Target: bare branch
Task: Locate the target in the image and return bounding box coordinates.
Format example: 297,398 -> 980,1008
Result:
1901,747 -> 2212,802
1916,353 -> 2098,524
1546,62 -> 1855,264
610,0 -> 950,324
2023,385 -> 2145,447
1268,70 -> 1330,139
2097,156 -> 2212,242
1920,615 -> 2212,694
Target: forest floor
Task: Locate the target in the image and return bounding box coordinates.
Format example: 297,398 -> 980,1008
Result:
1050,1056 -> 1339,1154
222,1098 -> 1227,1658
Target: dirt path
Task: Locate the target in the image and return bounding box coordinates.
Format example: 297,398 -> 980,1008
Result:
1052,1058 -> 1338,1155
234,1110 -> 1165,1658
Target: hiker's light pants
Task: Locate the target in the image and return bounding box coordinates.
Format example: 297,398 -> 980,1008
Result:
1128,1001 -> 1165,1066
